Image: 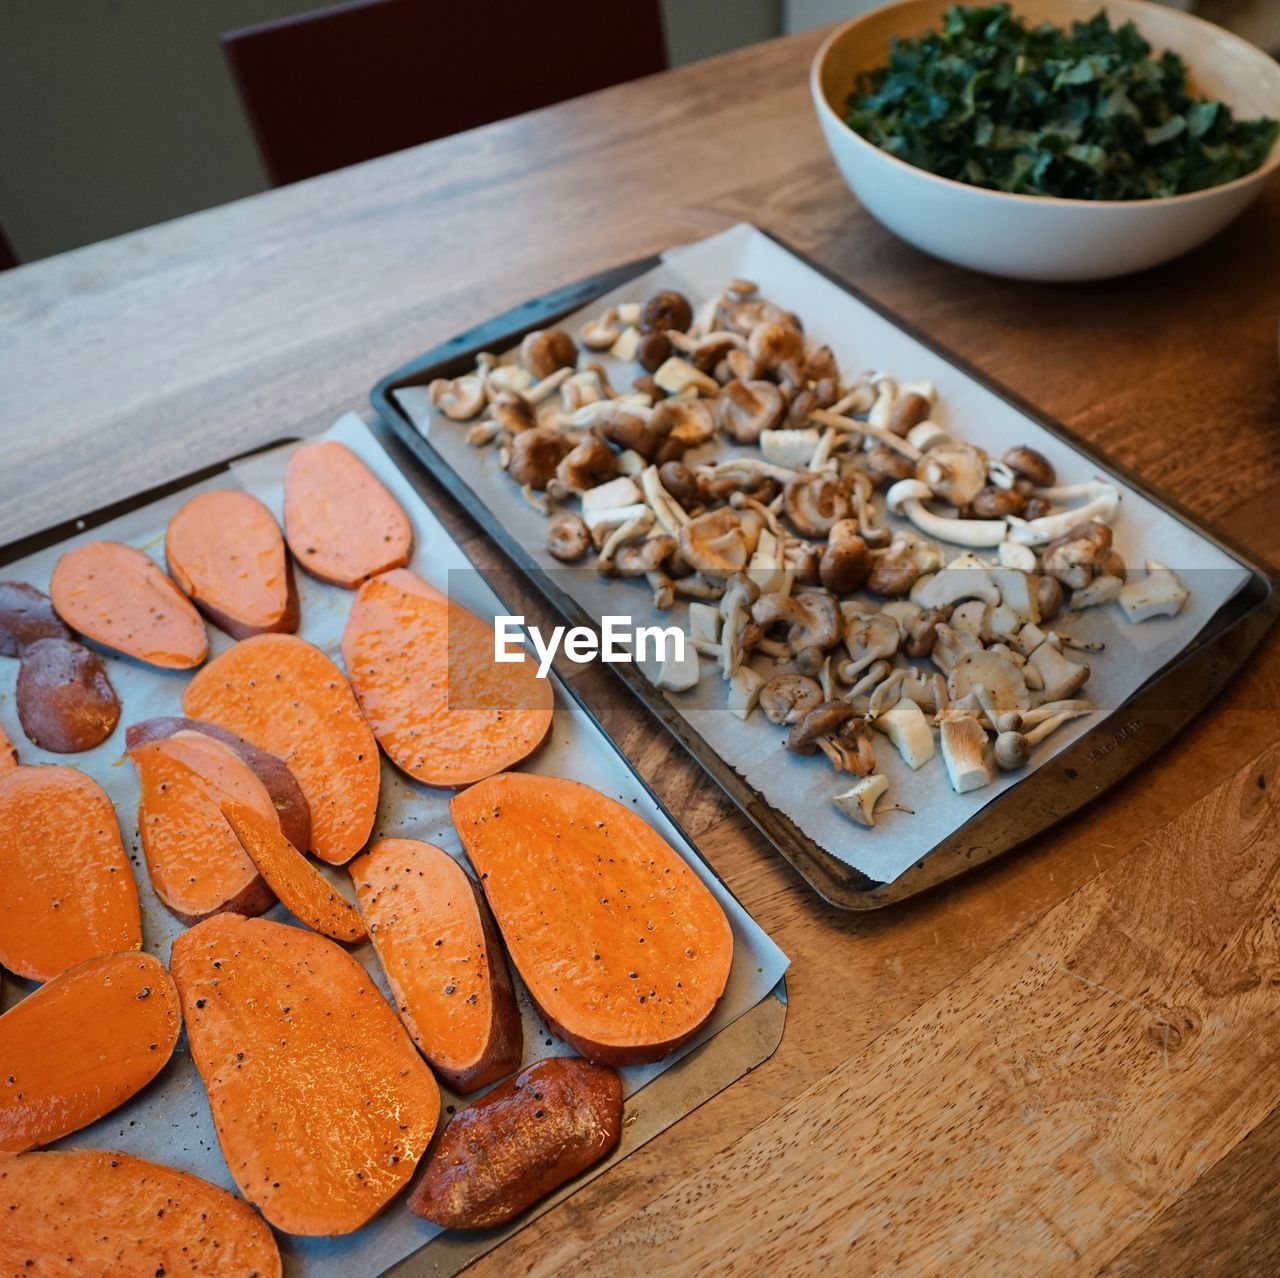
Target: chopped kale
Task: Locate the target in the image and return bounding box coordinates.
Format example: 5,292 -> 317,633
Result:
844,4 -> 1278,200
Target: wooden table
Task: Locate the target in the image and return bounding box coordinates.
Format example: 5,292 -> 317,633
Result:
3,26 -> 1280,1277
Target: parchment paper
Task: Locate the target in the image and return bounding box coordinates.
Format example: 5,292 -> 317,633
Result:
0,413 -> 788,1278
394,223 -> 1250,884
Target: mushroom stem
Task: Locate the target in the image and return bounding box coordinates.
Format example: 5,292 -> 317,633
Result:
810,409 -> 921,460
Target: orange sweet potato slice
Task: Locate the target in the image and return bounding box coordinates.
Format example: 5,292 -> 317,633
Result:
283,440 -> 412,588
342,568 -> 552,788
166,488 -> 299,639
0,952 -> 180,1152
127,733 -> 277,926
452,772 -> 734,1066
126,715 -> 311,853
50,540 -> 208,668
350,838 -> 521,1092
409,1056 -> 622,1229
0,1149 -> 282,1278
182,634 -> 379,864
221,798 -> 366,943
171,913 -> 440,1235
0,765 -> 141,982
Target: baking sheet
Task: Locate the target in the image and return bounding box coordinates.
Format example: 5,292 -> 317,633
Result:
0,413 -> 788,1278
393,222 -> 1250,886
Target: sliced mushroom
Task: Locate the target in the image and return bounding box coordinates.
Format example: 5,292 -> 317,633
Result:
428,372 -> 486,421
1028,641 -> 1090,701
752,591 -> 842,656
651,398 -> 716,462
654,357 -> 719,398
843,611 -> 900,680
946,650 -> 1032,718
1118,561 -> 1188,623
939,717 -> 994,793
491,392 -> 537,434
914,552 -> 1001,610
555,438 -> 617,494
582,475 -> 642,513
678,507 -> 763,579
872,697 -> 935,770
507,427 -> 575,490
579,308 -> 623,351
1040,521 -> 1113,590
759,674 -> 823,725
784,473 -> 850,538
833,774 -> 891,827
748,319 -> 804,371
916,443 -> 989,507
718,379 -> 786,443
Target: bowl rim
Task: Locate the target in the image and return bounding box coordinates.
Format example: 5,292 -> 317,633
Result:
811,0 -> 1280,210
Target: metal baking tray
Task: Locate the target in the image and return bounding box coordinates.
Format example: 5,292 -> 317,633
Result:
0,435 -> 786,1278
371,232 -> 1278,910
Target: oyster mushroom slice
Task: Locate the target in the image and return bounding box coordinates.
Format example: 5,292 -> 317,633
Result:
940,717 -> 994,794
833,774 -> 891,827
1118,561 -> 1189,623
913,551 -> 1001,610
887,479 -> 1008,548
946,650 -> 1032,718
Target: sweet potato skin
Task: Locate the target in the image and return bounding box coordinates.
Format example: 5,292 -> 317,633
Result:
221,797 -> 367,943
409,1057 -> 622,1230
166,488 -> 300,639
283,440 -> 413,588
0,765 -> 141,982
342,569 -> 552,787
128,734 -> 277,926
0,721 -> 18,771
0,951 -> 180,1152
0,581 -> 71,657
126,715 -> 311,854
50,540 -> 209,669
350,838 -> 521,1092
182,634 -> 379,864
171,913 -> 440,1235
16,636 -> 120,752
452,772 -> 734,1066
0,1149 -> 281,1278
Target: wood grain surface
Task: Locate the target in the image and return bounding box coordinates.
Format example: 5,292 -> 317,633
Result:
1,24 -> 1278,1277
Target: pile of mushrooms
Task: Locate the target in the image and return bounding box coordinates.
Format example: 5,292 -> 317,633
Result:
427,281 -> 1191,829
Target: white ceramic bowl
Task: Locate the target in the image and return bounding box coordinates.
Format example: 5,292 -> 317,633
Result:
811,0 -> 1280,280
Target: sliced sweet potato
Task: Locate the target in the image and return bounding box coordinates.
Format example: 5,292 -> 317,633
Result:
342,568 -> 552,787
166,488 -> 299,639
182,634 -> 379,864
0,951 -> 180,1152
0,580 -> 71,656
16,636 -> 120,752
0,1149 -> 281,1278
409,1057 -> 623,1230
221,797 -> 366,943
452,772 -> 734,1066
128,733 -> 276,926
50,540 -> 208,668
171,913 -> 440,1235
284,440 -> 412,588
126,715 -> 311,855
350,838 -> 521,1092
0,765 -> 141,982
0,722 -> 17,771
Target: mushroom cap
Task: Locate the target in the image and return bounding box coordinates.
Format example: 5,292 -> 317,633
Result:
820,537 -> 871,594
759,674 -> 824,726
508,427 -> 576,489
429,374 -> 486,421
556,438 -> 617,493
946,649 -> 1032,716
1002,445 -> 1056,488
786,699 -> 856,753
748,319 -> 804,370
717,379 -> 785,444
521,328 -> 578,379
677,507 -> 763,578
917,443 -> 989,507
547,513 -> 591,563
613,534 -> 678,576
640,290 -> 693,336
885,478 -> 933,515
784,473 -> 851,538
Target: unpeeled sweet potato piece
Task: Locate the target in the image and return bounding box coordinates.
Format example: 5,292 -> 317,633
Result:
166,488 -> 300,639
452,772 -> 734,1066
342,569 -> 552,788
0,951 -> 180,1151
50,540 -> 208,668
221,798 -> 366,943
0,1149 -> 281,1278
128,733 -> 277,926
0,580 -> 71,656
182,634 -> 379,864
16,636 -> 120,753
0,765 -> 141,982
126,715 -> 311,853
409,1057 -> 622,1230
171,913 -> 440,1235
350,838 -> 521,1092
283,440 -> 412,588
